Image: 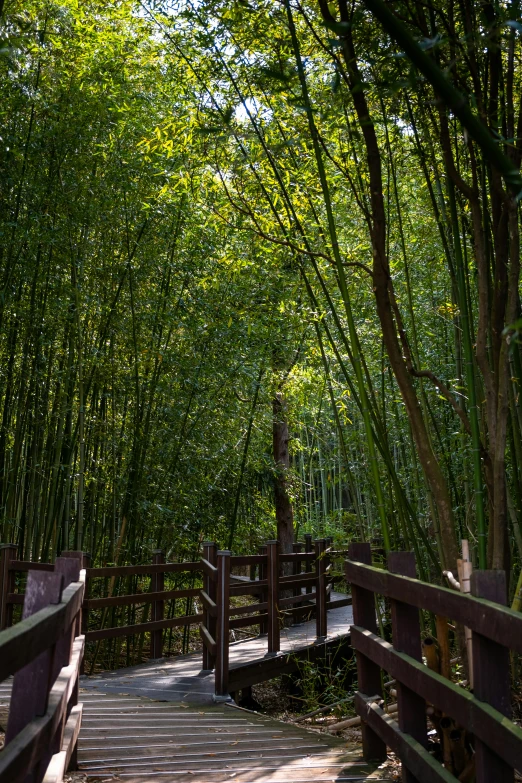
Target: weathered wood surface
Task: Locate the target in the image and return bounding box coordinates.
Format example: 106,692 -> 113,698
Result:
77,692 -> 392,781
1,678 -> 392,781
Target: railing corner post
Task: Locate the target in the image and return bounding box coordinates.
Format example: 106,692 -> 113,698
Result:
150,549 -> 165,659
471,569 -> 513,783
0,543 -> 18,630
214,549 -> 231,700
388,551 -> 427,783
314,538 -> 327,641
202,541 -> 218,671
347,541 -> 387,764
266,540 -> 280,655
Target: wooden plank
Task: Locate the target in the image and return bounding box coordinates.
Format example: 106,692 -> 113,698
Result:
8,561 -> 54,573
0,655 -> 78,783
61,703 -> 83,770
350,626 -> 522,770
202,542 -> 218,671
41,751 -> 66,783
215,551 -> 231,697
471,571 -> 514,783
151,550 -> 165,659
200,558 -> 218,582
229,601 -> 267,616
200,589 -> 218,617
229,614 -> 266,630
345,559 -> 522,653
355,694 -> 455,783
280,552 -> 315,563
84,586 -> 200,609
279,592 -> 317,609
327,597 -> 352,610
267,541 -> 280,654
228,635 -> 352,692
6,594 -> 24,605
230,580 -> 267,596
85,612 -> 203,642
5,570 -> 63,748
199,623 -> 216,655
86,561 -> 201,578
230,555 -> 266,566
279,573 -> 316,587
349,542 -> 387,764
258,545 -> 268,634
315,539 -> 327,640
0,545 -> 18,629
0,581 -> 84,682
387,552 -> 427,783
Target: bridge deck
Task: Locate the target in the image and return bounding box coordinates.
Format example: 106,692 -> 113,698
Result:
82,593 -> 354,702
72,691 -> 392,782
1,596 -> 394,781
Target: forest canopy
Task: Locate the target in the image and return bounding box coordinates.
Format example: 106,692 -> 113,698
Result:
0,0 -> 521,589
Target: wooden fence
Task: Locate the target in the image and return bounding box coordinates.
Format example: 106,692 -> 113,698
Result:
200,537 -> 352,698
347,542 -> 522,783
0,553 -> 85,783
1,537 -> 350,687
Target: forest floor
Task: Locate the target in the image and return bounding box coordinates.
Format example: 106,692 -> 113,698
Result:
250,677 -> 402,781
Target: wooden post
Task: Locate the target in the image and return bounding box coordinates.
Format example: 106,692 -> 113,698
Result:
214,550 -> 231,699
292,542 -> 302,623
5,570 -> 64,771
348,541 -> 387,763
151,549 -> 165,659
266,540 -> 280,655
0,543 -> 17,630
388,551 -> 427,783
53,556 -> 81,678
315,538 -> 327,640
80,552 -> 91,674
304,534 -> 312,594
292,542 -> 302,595
202,541 -> 217,670
258,544 -> 268,635
471,570 -> 513,783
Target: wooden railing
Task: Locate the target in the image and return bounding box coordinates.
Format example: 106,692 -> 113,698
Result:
1,537 -> 352,693
1,545 -> 205,661
200,537 -> 352,699
83,553 -> 202,654
0,554 -> 85,783
347,542 -> 522,783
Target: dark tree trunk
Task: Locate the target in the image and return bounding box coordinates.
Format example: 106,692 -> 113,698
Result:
273,392 -> 294,555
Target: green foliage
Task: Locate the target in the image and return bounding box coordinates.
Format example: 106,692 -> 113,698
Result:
1,0 -> 521,590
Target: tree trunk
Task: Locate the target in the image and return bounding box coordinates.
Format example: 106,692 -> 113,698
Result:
273,392 -> 294,554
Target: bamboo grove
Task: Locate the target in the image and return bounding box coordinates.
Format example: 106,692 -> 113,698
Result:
1,0 -> 521,596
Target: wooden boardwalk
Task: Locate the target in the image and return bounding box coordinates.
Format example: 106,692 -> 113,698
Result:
82,593 -> 354,703
0,598 -> 392,781
73,692 -> 392,782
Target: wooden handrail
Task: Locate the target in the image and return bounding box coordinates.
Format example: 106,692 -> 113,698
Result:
0,581 -> 84,682
85,612 -> 203,642
83,586 -> 200,609
346,558 -> 522,653
86,561 -> 201,578
200,558 -> 218,581
347,543 -> 522,782
0,556 -> 85,783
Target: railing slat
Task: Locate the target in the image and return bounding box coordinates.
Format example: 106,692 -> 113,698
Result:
471,571 -> 514,783
85,612 -> 203,642
346,559 -> 522,653
387,552 -> 427,783
348,542 -> 387,764
350,625 -> 522,772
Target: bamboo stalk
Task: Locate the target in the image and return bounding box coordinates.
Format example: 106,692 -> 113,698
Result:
328,702 -> 398,732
